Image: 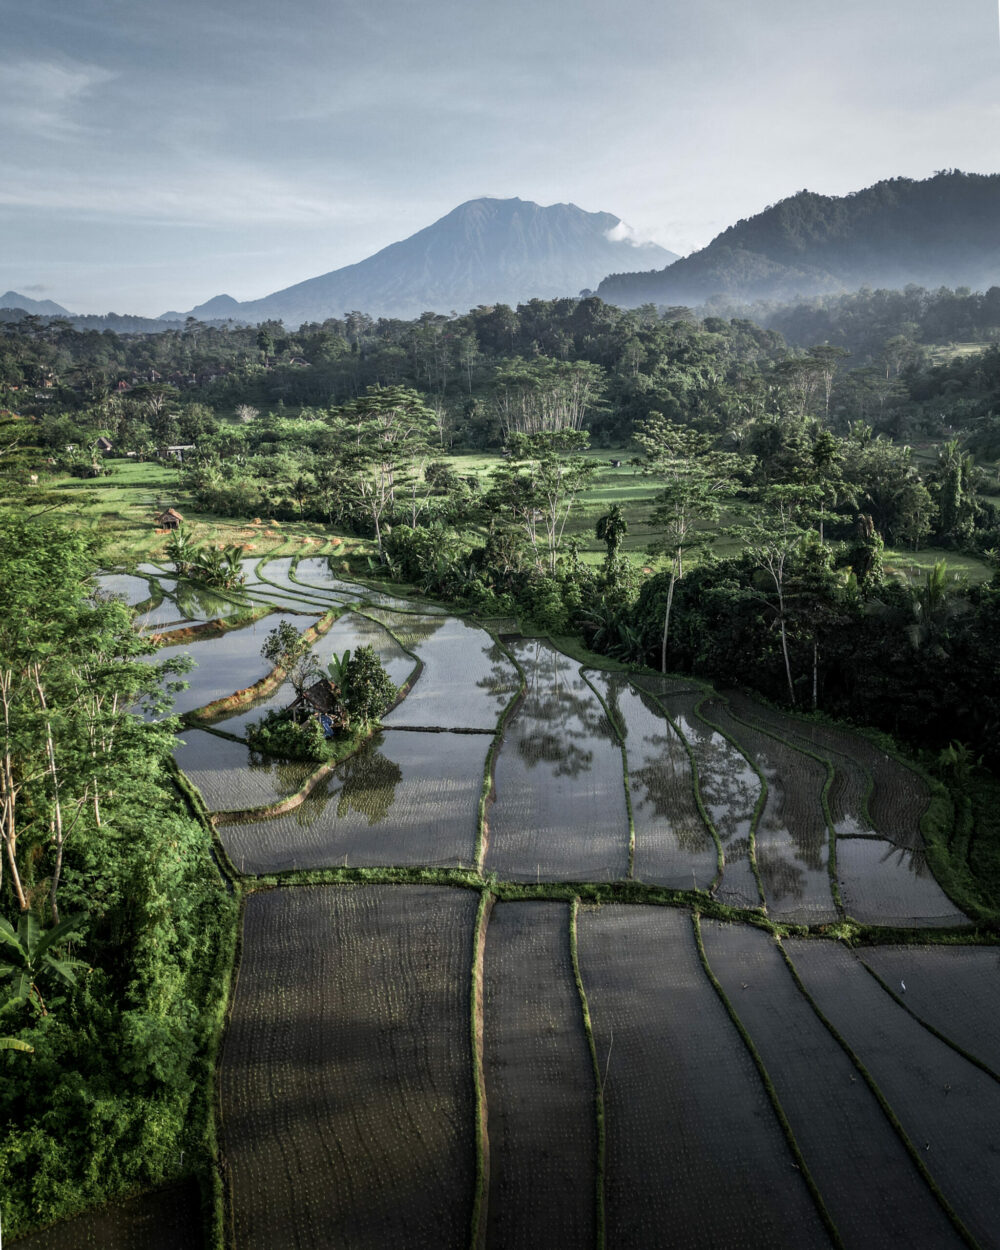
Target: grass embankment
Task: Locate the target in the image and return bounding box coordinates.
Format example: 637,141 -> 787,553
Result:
151,603 -> 273,646
182,609 -> 339,726
569,898 -> 606,1250
475,635 -> 526,873
580,670 -> 636,878
469,889 -> 494,1250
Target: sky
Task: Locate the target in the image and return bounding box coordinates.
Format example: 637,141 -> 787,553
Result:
2,0 -> 999,316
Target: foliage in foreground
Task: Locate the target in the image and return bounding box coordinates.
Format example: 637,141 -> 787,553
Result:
0,508 -> 234,1238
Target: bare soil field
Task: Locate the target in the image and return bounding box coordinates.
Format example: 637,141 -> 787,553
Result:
787,938 -> 1000,1248
577,905 -> 830,1249
482,901 -> 597,1248
858,945 -> 1000,1075
701,921 -> 963,1250
220,885 -> 477,1250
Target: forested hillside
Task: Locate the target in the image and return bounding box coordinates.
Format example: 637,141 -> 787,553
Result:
599,171 -> 1000,307
3,291 -> 1000,772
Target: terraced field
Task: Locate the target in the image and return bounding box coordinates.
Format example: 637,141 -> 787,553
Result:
221,886 -> 478,1249
485,638 -> 630,882
217,729 -> 488,873
47,557 -> 1000,1250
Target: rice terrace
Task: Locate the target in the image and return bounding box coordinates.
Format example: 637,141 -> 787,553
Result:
14,553 -> 999,1250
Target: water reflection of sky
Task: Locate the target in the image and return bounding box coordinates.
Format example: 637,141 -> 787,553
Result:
487,639 -> 629,882
217,731 -> 487,874
384,617 -> 518,730
148,612 -> 318,716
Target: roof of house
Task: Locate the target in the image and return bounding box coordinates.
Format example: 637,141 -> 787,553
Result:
293,679 -> 342,714
156,507 -> 184,521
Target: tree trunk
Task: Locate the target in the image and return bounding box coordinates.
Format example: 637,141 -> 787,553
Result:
812,641 -> 818,711
778,591 -> 795,705
661,563 -> 678,675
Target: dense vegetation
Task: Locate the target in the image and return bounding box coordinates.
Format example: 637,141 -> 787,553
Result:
4,293 -> 1000,772
4,283 -> 1000,1236
0,513 -> 234,1236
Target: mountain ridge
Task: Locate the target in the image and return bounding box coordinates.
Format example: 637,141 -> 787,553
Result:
597,171 -> 1000,308
0,291 -> 73,317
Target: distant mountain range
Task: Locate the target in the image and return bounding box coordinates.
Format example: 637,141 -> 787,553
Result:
11,174 -> 1000,331
164,198 -> 678,325
0,291 -> 73,317
597,171 -> 1000,308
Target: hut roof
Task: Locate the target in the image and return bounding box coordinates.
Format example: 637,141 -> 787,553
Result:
295,679 -> 342,714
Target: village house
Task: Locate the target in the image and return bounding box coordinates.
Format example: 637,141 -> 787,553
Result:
162,444 -> 195,462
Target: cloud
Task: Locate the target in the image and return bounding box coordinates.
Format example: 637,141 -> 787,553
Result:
0,163 -> 362,226
605,220 -> 667,249
0,58 -> 115,140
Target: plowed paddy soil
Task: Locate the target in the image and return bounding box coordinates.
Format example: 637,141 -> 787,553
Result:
220,885 -> 477,1250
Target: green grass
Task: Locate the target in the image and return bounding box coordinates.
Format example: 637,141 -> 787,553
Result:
28,458 -> 351,565
569,898 -> 606,1250
883,546 -> 993,586
923,342 -> 993,366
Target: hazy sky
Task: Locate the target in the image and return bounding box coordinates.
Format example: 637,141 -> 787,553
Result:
3,0 -> 999,315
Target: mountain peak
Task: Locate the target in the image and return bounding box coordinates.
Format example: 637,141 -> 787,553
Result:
179,198 -> 678,325
0,291 -> 73,316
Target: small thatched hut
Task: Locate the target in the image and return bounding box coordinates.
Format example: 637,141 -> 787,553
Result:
288,679 -> 347,737
154,507 -> 184,529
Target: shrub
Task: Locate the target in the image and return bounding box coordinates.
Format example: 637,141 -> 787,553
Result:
245,711 -> 330,761
342,646 -> 397,726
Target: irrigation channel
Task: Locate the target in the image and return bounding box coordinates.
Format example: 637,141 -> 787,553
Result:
19,558 -> 999,1249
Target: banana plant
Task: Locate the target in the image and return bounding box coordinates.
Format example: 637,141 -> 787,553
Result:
326,649 -> 352,688
0,912 -> 88,1016
0,1036 -> 33,1053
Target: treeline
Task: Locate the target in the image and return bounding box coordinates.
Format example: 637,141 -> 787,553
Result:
8,291 -> 1000,461
709,285 -> 1000,362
